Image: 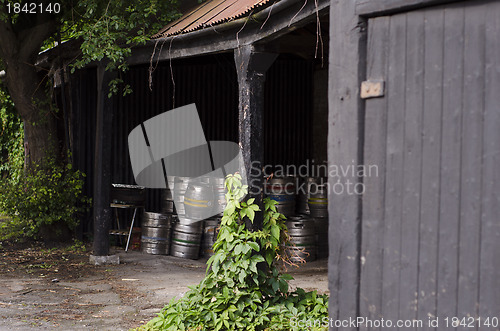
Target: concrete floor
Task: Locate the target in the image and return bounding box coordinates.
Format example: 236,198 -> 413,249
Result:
0,249 -> 328,330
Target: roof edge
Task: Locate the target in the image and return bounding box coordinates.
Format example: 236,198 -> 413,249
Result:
147,0 -> 301,44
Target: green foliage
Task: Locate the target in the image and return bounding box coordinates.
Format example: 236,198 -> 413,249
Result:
65,0 -> 180,96
134,174 -> 329,331
0,157 -> 90,240
1,0 -> 180,96
64,238 -> 87,253
0,85 -> 24,182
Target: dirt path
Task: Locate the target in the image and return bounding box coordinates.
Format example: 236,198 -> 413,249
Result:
0,242 -> 328,330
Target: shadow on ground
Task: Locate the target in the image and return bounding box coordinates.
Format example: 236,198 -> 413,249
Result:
0,242 -> 328,330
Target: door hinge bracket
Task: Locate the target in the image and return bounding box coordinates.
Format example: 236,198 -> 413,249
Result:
360,79 -> 385,99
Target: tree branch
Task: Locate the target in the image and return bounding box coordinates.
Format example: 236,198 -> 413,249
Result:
18,14 -> 57,61
0,7 -> 18,60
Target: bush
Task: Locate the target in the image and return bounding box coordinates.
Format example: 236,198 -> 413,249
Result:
0,87 -> 24,182
0,157 -> 89,240
134,174 -> 329,331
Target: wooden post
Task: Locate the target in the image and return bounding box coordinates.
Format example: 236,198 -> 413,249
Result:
328,0 -> 367,329
234,45 -> 277,229
93,64 -> 114,256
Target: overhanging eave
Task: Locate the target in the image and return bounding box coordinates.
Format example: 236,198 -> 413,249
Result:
127,0 -> 329,65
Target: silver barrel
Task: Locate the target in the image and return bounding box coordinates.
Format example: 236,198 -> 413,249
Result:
173,177 -> 190,216
308,184 -> 328,218
170,219 -> 203,260
211,177 -> 227,216
197,176 -> 226,216
161,188 -> 174,214
265,176 -> 297,217
141,212 -> 173,255
184,182 -> 215,220
297,177 -> 326,215
200,217 -> 221,257
284,215 -> 316,263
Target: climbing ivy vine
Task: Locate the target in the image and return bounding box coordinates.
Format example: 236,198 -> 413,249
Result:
135,173 -> 329,331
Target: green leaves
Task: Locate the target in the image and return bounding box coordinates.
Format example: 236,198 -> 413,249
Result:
60,0 -> 181,95
133,173 -> 329,331
271,224 -> 280,241
0,88 -> 23,182
0,156 -> 89,240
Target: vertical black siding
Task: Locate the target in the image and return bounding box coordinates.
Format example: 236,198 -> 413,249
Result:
360,1 -> 500,328
360,16 -> 389,331
111,56 -> 239,213
70,68 -> 97,234
69,55 -> 314,233
264,56 -> 314,170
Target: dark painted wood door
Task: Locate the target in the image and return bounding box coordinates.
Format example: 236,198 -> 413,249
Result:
361,1 -> 500,330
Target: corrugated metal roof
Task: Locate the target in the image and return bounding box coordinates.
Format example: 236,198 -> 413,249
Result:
153,0 -> 275,38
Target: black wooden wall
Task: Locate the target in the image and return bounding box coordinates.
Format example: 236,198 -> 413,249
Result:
362,1 -> 500,327
69,54 -> 314,234
329,0 -> 500,329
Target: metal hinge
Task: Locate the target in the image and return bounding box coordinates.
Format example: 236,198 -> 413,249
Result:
360,79 -> 385,99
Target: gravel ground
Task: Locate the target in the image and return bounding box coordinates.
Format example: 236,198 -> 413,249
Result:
0,241 -> 329,330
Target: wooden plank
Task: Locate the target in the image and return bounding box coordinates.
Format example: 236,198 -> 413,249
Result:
399,9 -> 425,325
93,65 -> 115,256
416,7 -> 444,330
479,0 -> 500,321
457,4 -> 485,329
356,0 -> 462,17
359,16 -> 390,331
381,12 -> 406,325
437,5 -> 464,325
234,45 -> 277,229
328,0 -> 366,327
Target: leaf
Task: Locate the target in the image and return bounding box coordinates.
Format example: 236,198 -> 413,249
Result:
242,243 -> 251,255
212,256 -> 220,274
233,176 -> 242,188
271,225 -> 280,241
234,243 -> 243,255
225,201 -> 236,215
249,262 -> 257,274
249,204 -> 260,211
271,280 -> 279,292
279,279 -> 289,293
251,255 -> 265,263
246,208 -> 255,222
265,252 -> 273,266
248,241 -> 259,252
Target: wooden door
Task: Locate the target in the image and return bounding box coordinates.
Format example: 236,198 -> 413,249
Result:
361,1 -> 500,330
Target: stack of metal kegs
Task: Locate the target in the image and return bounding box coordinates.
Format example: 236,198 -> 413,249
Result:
304,177 -> 329,259
140,172 -> 329,261
266,175 -> 328,263
141,175 -> 225,260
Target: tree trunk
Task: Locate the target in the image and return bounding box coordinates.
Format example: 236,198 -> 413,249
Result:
4,60 -> 59,166
0,14 -> 59,167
